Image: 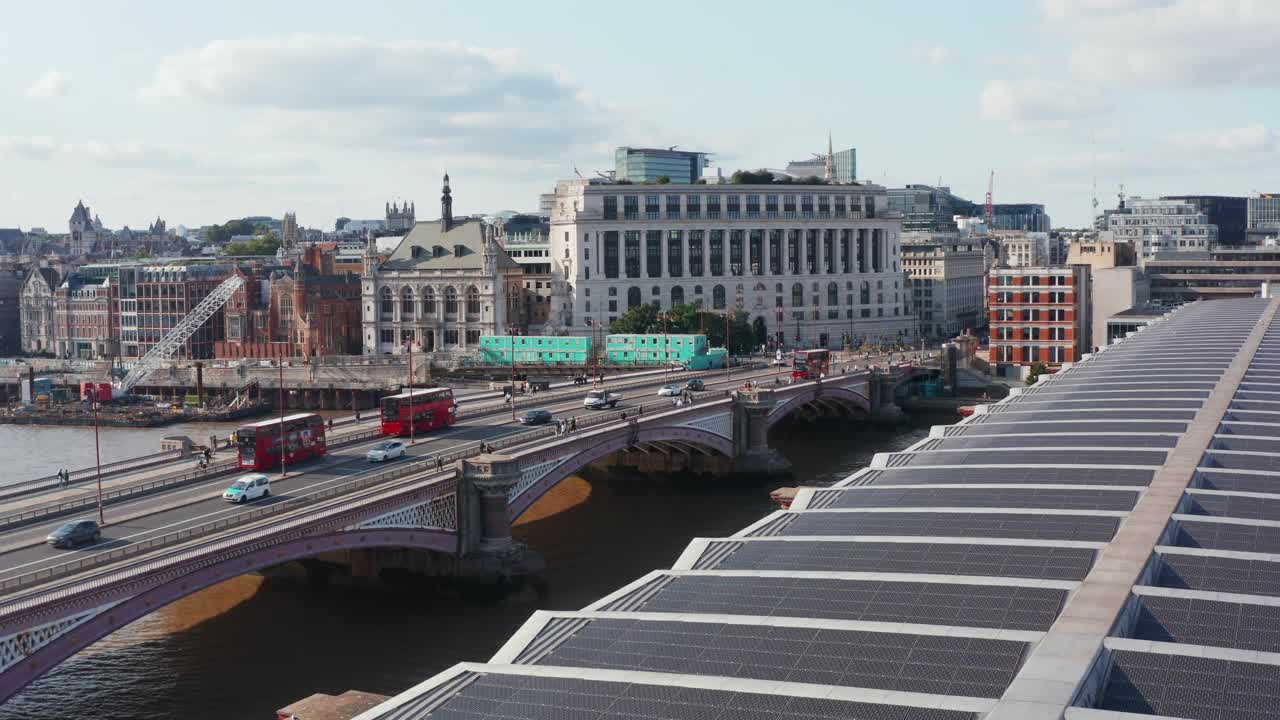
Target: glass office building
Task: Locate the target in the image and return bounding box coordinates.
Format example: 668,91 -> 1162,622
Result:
615,147 -> 709,184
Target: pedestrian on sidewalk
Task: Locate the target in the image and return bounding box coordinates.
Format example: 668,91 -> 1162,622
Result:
436,456 -> 444,472
57,469 -> 67,489
569,417 -> 577,433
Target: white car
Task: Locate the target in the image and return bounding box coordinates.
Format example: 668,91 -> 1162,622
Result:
657,383 -> 683,397
222,474 -> 271,503
367,440 -> 407,462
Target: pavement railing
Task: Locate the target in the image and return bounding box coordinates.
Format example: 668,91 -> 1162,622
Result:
0,450 -> 183,502
0,424 -> 390,533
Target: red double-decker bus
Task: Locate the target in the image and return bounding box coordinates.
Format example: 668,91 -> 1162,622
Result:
792,349 -> 831,381
236,413 -> 327,470
381,387 -> 456,437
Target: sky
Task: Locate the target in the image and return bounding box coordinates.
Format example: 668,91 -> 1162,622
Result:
2,0 -> 1278,231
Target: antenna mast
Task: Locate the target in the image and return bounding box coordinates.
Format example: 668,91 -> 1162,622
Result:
984,171 -> 995,228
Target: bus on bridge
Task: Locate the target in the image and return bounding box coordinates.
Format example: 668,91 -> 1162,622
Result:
381,387 -> 456,437
236,413 -> 327,470
791,349 -> 830,381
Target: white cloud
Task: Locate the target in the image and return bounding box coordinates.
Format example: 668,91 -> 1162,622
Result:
925,45 -> 949,65
142,35 -> 619,159
27,70 -> 69,99
0,136 -> 316,176
979,78 -> 1110,134
1043,0 -> 1280,88
1167,123 -> 1279,154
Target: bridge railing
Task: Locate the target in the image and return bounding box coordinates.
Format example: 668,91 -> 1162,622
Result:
0,393 -> 734,599
0,375 -> 868,602
0,450 -> 183,502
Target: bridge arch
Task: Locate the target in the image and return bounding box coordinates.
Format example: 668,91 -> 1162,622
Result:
766,385 -> 871,431
509,426 -> 734,521
0,528 -> 455,704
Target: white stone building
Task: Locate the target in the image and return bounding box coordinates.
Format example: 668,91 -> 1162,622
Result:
996,231 -> 1051,268
19,267 -> 61,354
361,175 -> 521,354
546,180 -> 915,349
901,233 -> 986,339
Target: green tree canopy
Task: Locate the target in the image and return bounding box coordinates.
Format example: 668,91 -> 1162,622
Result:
609,303 -> 754,354
655,175 -> 671,184
730,169 -> 776,184
222,234 -> 281,256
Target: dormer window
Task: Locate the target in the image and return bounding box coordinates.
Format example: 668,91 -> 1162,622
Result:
454,244 -> 466,257
432,245 -> 445,258
411,246 -> 424,259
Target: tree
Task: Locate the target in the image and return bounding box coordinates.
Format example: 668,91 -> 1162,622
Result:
609,303 -> 661,334
655,175 -> 671,184
730,169 -> 775,185
222,234 -> 281,256
1025,361 -> 1049,386
130,247 -> 152,260
203,218 -> 259,246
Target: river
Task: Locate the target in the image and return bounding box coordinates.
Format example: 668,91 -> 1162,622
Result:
0,414 -> 941,720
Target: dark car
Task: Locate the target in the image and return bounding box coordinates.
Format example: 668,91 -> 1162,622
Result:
519,409 -> 553,425
684,379 -> 705,391
47,519 -> 101,549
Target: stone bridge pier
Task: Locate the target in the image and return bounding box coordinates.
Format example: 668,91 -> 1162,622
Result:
732,389 -> 792,477
457,454 -> 545,591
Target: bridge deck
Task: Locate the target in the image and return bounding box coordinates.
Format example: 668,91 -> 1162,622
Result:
355,298 -> 1280,720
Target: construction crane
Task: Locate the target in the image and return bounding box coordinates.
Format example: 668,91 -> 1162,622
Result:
113,274 -> 246,398
984,171 -> 995,228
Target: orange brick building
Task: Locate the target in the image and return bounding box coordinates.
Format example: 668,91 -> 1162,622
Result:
989,265 -> 1091,377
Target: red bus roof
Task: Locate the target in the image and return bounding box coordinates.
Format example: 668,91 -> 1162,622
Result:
795,349 -> 830,356
383,387 -> 453,401
242,412 -> 320,429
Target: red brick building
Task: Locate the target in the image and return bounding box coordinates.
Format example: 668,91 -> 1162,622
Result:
216,251 -> 361,360
989,265 -> 1091,378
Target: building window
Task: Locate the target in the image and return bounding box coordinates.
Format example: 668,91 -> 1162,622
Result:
623,195 -> 639,220
709,231 -> 725,276
726,195 -> 741,219
686,195 -> 701,219
766,194 -> 779,218
666,194 -> 681,220
444,287 -> 458,317
646,231 -> 662,278
787,230 -> 800,274
465,286 -> 481,318
603,196 -> 617,220
380,287 -> 394,317
729,230 -> 744,276
380,329 -> 394,344
401,286 -> 415,316
627,287 -> 641,308
624,231 -> 641,278
422,287 -> 436,315
645,195 -> 660,220
784,194 -> 796,219
668,231 -> 683,277
672,286 -> 685,306
604,231 -> 620,279
827,282 -> 838,306
791,283 -> 803,307
801,195 -> 814,218
713,284 -> 726,309
445,329 -> 459,345
689,231 -> 704,276
746,194 -> 761,218
706,195 -> 721,219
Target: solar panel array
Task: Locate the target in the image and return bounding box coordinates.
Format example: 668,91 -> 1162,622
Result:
602,575 -> 1068,631
407,673 -> 980,720
360,299 -> 1280,720
529,619 -> 1028,698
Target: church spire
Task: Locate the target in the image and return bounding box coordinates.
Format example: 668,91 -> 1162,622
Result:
824,132 -> 834,183
440,171 -> 453,233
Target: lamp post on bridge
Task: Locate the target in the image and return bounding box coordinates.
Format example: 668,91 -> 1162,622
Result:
279,358 -> 287,479
406,338 -> 416,446
92,399 -> 104,525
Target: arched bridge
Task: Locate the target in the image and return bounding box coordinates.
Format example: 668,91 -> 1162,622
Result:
0,366 -> 917,702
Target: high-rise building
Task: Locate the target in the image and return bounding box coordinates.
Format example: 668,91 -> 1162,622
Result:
887,185 -> 982,231
1247,194 -> 1280,244
990,204 -> 1051,232
1144,246 -> 1280,303
548,179 -> 916,349
614,147 -> 709,184
989,265 -> 1091,377
1162,195 -> 1247,245
1108,197 -> 1217,259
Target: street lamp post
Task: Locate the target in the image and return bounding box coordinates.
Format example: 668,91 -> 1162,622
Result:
724,311 -> 732,382
279,359 -> 287,478
92,400 -> 104,525
407,339 -> 415,446
660,312 -> 669,376
509,328 -> 517,422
